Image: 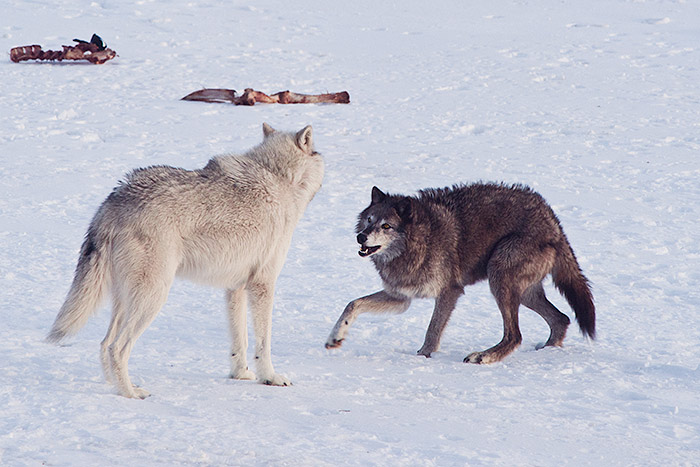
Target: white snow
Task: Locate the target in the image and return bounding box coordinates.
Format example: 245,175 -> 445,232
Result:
2,0 -> 699,465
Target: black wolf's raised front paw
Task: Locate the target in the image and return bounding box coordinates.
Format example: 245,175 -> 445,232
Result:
325,338 -> 343,349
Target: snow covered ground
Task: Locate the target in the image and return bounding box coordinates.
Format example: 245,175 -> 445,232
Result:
2,0 -> 699,465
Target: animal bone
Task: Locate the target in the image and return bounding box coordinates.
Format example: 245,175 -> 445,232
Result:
182,88 -> 350,105
10,34 -> 116,64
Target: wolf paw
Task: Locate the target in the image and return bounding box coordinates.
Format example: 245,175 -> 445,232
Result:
230,368 -> 256,380
325,338 -> 344,349
121,385 -> 150,399
536,338 -> 565,350
416,348 -> 433,358
133,386 -> 151,399
260,373 -> 292,387
464,351 -> 494,364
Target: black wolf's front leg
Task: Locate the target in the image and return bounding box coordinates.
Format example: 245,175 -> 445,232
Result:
417,286 -> 464,357
326,290 -> 411,349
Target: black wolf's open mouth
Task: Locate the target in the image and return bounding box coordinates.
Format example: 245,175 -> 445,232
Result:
358,245 -> 381,257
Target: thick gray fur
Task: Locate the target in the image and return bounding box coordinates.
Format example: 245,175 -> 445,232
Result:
47,123 -> 323,398
326,183 -> 595,364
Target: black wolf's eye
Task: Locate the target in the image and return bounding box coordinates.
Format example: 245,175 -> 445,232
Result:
381,223 -> 391,230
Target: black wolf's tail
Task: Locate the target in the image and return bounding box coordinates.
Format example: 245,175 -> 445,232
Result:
46,230 -> 109,344
552,236 -> 595,339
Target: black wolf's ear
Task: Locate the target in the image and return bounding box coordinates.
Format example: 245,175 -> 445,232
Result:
395,197 -> 412,221
296,125 -> 313,153
263,122 -> 276,138
371,186 -> 387,205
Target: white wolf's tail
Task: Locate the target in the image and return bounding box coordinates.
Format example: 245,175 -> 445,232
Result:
46,232 -> 109,343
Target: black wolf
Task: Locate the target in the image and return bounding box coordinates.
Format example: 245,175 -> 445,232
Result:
326,183 -> 595,364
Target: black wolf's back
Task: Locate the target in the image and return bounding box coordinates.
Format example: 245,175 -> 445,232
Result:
419,182 -> 595,337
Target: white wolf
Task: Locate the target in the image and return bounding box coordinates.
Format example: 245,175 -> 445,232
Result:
47,123 -> 323,398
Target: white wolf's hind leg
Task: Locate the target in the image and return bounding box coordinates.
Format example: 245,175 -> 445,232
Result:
108,342 -> 150,399
100,294 -> 126,385
108,276 -> 171,398
226,287 -> 255,380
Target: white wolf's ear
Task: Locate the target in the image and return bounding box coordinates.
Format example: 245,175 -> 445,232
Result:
371,186 -> 386,205
296,125 -> 313,153
263,122 -> 276,138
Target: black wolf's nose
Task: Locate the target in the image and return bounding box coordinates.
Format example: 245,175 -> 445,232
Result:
357,233 -> 367,244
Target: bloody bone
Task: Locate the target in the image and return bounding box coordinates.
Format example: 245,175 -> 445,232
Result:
181,88 -> 350,105
10,34 -> 116,65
